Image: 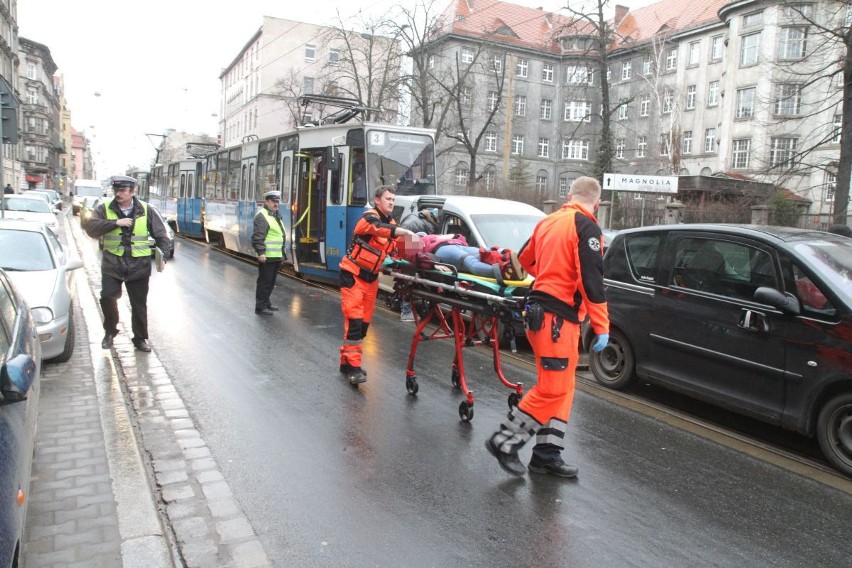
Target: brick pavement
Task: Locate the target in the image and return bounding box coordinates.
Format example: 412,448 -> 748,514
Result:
22,211 -> 272,568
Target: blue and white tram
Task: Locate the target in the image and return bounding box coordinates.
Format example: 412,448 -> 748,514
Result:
198,121 -> 436,283
174,159 -> 204,237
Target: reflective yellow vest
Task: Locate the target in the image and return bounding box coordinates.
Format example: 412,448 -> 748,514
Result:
103,199 -> 153,257
257,208 -> 284,259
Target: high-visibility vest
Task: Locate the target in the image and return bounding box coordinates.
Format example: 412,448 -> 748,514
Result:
102,199 -> 153,257
257,208 -> 285,258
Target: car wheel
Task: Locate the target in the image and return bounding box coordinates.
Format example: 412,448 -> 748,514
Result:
589,328 -> 635,390
816,392 -> 852,477
49,310 -> 75,363
169,244 -> 175,259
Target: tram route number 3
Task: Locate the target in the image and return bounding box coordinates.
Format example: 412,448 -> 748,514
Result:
370,132 -> 386,146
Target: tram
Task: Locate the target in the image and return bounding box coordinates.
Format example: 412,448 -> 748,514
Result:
157,96 -> 438,283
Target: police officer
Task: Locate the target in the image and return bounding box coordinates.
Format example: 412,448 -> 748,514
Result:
485,177 -> 610,478
84,175 -> 171,352
339,186 -> 417,384
252,190 -> 286,315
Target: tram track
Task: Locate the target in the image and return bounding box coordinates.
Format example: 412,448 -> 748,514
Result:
202,236 -> 852,491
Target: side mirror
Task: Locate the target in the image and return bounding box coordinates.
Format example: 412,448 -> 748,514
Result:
1,353 -> 37,402
754,286 -> 801,315
67,258 -> 84,271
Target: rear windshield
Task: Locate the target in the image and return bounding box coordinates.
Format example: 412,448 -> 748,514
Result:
76,185 -> 103,197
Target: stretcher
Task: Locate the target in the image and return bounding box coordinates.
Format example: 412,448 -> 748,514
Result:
384,259 -> 531,421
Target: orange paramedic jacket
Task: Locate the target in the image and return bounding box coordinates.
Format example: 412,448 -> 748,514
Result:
518,202 -> 609,335
340,207 -> 400,281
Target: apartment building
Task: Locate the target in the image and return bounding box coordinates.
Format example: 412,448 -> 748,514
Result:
18,36 -> 61,190
0,0 -> 19,189
421,0 -> 849,223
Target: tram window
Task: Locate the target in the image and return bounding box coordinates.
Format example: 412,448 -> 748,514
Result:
249,164 -> 255,201
280,157 -> 291,203
241,165 -> 248,201
330,156 -> 342,205
350,150 -> 367,206
188,174 -> 194,198
180,174 -> 186,198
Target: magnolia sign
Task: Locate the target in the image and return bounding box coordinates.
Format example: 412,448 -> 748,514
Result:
602,173 -> 679,194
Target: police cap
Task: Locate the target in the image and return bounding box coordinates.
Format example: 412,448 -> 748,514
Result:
110,175 -> 138,191
264,190 -> 281,201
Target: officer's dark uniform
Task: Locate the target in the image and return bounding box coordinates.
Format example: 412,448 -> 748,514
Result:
251,190 -> 286,315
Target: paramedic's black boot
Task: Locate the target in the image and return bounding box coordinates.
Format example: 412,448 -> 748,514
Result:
485,434 -> 526,476
528,454 -> 578,478
348,368 -> 367,385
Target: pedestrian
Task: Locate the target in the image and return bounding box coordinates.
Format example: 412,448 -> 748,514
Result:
828,224 -> 852,237
84,175 -> 171,352
485,176 -> 610,478
3,183 -> 12,194
339,185 -> 418,384
252,190 -> 287,315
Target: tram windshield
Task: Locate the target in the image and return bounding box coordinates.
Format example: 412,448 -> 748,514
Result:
365,130 -> 436,197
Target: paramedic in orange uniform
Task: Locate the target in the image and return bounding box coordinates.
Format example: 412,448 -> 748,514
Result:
485,176 -> 610,477
339,186 -> 417,385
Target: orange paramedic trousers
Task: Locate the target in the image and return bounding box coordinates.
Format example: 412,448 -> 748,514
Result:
492,312 -> 579,455
339,274 -> 378,370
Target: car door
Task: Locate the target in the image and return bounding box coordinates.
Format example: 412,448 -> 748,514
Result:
648,232 -> 788,422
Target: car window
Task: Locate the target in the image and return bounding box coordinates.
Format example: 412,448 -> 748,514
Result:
0,230 -> 54,271
672,237 -> 775,300
3,197 -> 51,213
443,215 -> 474,246
0,276 -> 16,353
624,234 -> 663,283
470,213 -> 542,251
790,264 -> 835,315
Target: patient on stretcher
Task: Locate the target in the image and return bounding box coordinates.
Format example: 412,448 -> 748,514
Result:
403,233 -> 527,282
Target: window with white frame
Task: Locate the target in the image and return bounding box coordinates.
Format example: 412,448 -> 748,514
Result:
616,138 -> 625,159
825,172 -> 836,202
461,87 -> 472,104
516,58 -> 528,78
710,35 -> 724,61
26,64 -> 36,79
774,84 -> 801,116
562,139 -> 589,160
743,10 -> 763,27
538,138 -> 550,158
659,134 -> 671,156
770,137 -> 797,169
27,88 -> 38,105
637,136 -> 647,157
784,4 -> 813,18
305,44 -> 316,61
688,41 -> 700,66
732,138 -> 751,168
485,131 -> 498,152
642,55 -> 653,75
736,87 -> 756,118
488,91 -> 499,111
455,166 -> 469,187
622,61 -> 632,80
566,65 -> 593,84
740,33 -> 760,66
705,128 -> 716,153
540,99 -> 552,120
535,175 -> 547,193
329,50 -> 340,65
618,100 -> 629,120
778,26 -> 807,60
663,90 -> 674,113
558,177 -> 570,199
428,55 -> 435,69
640,95 -> 650,116
542,63 -> 554,82
686,85 -> 697,110
512,135 -> 524,155
564,100 -> 591,122
514,95 -> 526,116
484,169 -> 496,192
832,114 -> 842,143
303,76 -> 314,94
708,80 -> 720,107
461,47 -> 474,64
682,131 -> 693,154
665,48 -> 678,70
491,54 -> 503,72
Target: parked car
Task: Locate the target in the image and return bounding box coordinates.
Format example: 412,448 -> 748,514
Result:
0,219 -> 83,361
588,224 -> 852,476
0,267 -> 41,568
71,179 -> 105,216
30,189 -> 62,210
0,196 -> 59,232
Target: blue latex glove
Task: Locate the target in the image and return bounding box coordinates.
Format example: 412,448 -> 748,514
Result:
592,333 -> 609,352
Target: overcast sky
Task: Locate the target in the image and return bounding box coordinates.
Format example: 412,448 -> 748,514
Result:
17,0 -> 658,177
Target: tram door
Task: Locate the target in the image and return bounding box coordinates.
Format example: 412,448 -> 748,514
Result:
278,149 -> 295,263
293,150 -> 325,270
324,147 -> 346,271
239,153 -> 258,255
178,161 -> 204,238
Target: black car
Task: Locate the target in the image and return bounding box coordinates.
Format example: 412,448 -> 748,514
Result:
588,224 -> 852,476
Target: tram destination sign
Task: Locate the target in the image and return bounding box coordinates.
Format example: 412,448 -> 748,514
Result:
602,173 -> 678,194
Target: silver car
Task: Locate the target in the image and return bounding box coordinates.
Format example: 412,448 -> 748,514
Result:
0,219 -> 83,361
1,195 -> 59,232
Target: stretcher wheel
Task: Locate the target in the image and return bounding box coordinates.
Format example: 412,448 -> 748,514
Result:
406,375 -> 419,395
508,393 -> 521,409
451,369 -> 460,388
458,401 -> 474,422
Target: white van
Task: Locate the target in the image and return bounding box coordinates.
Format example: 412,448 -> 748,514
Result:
71,179 -> 106,216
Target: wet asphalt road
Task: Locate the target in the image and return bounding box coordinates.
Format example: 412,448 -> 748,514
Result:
134,238 -> 851,568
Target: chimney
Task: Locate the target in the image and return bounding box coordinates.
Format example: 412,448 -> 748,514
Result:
615,5 -> 629,25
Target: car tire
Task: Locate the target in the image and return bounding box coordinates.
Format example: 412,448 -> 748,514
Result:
816,392 -> 852,477
589,328 -> 635,390
49,311 -> 75,364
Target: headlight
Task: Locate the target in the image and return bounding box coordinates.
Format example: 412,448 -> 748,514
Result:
30,306 -> 54,325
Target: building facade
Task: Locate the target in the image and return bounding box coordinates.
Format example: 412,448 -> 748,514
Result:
420,0 -> 849,225
0,0 -> 20,190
